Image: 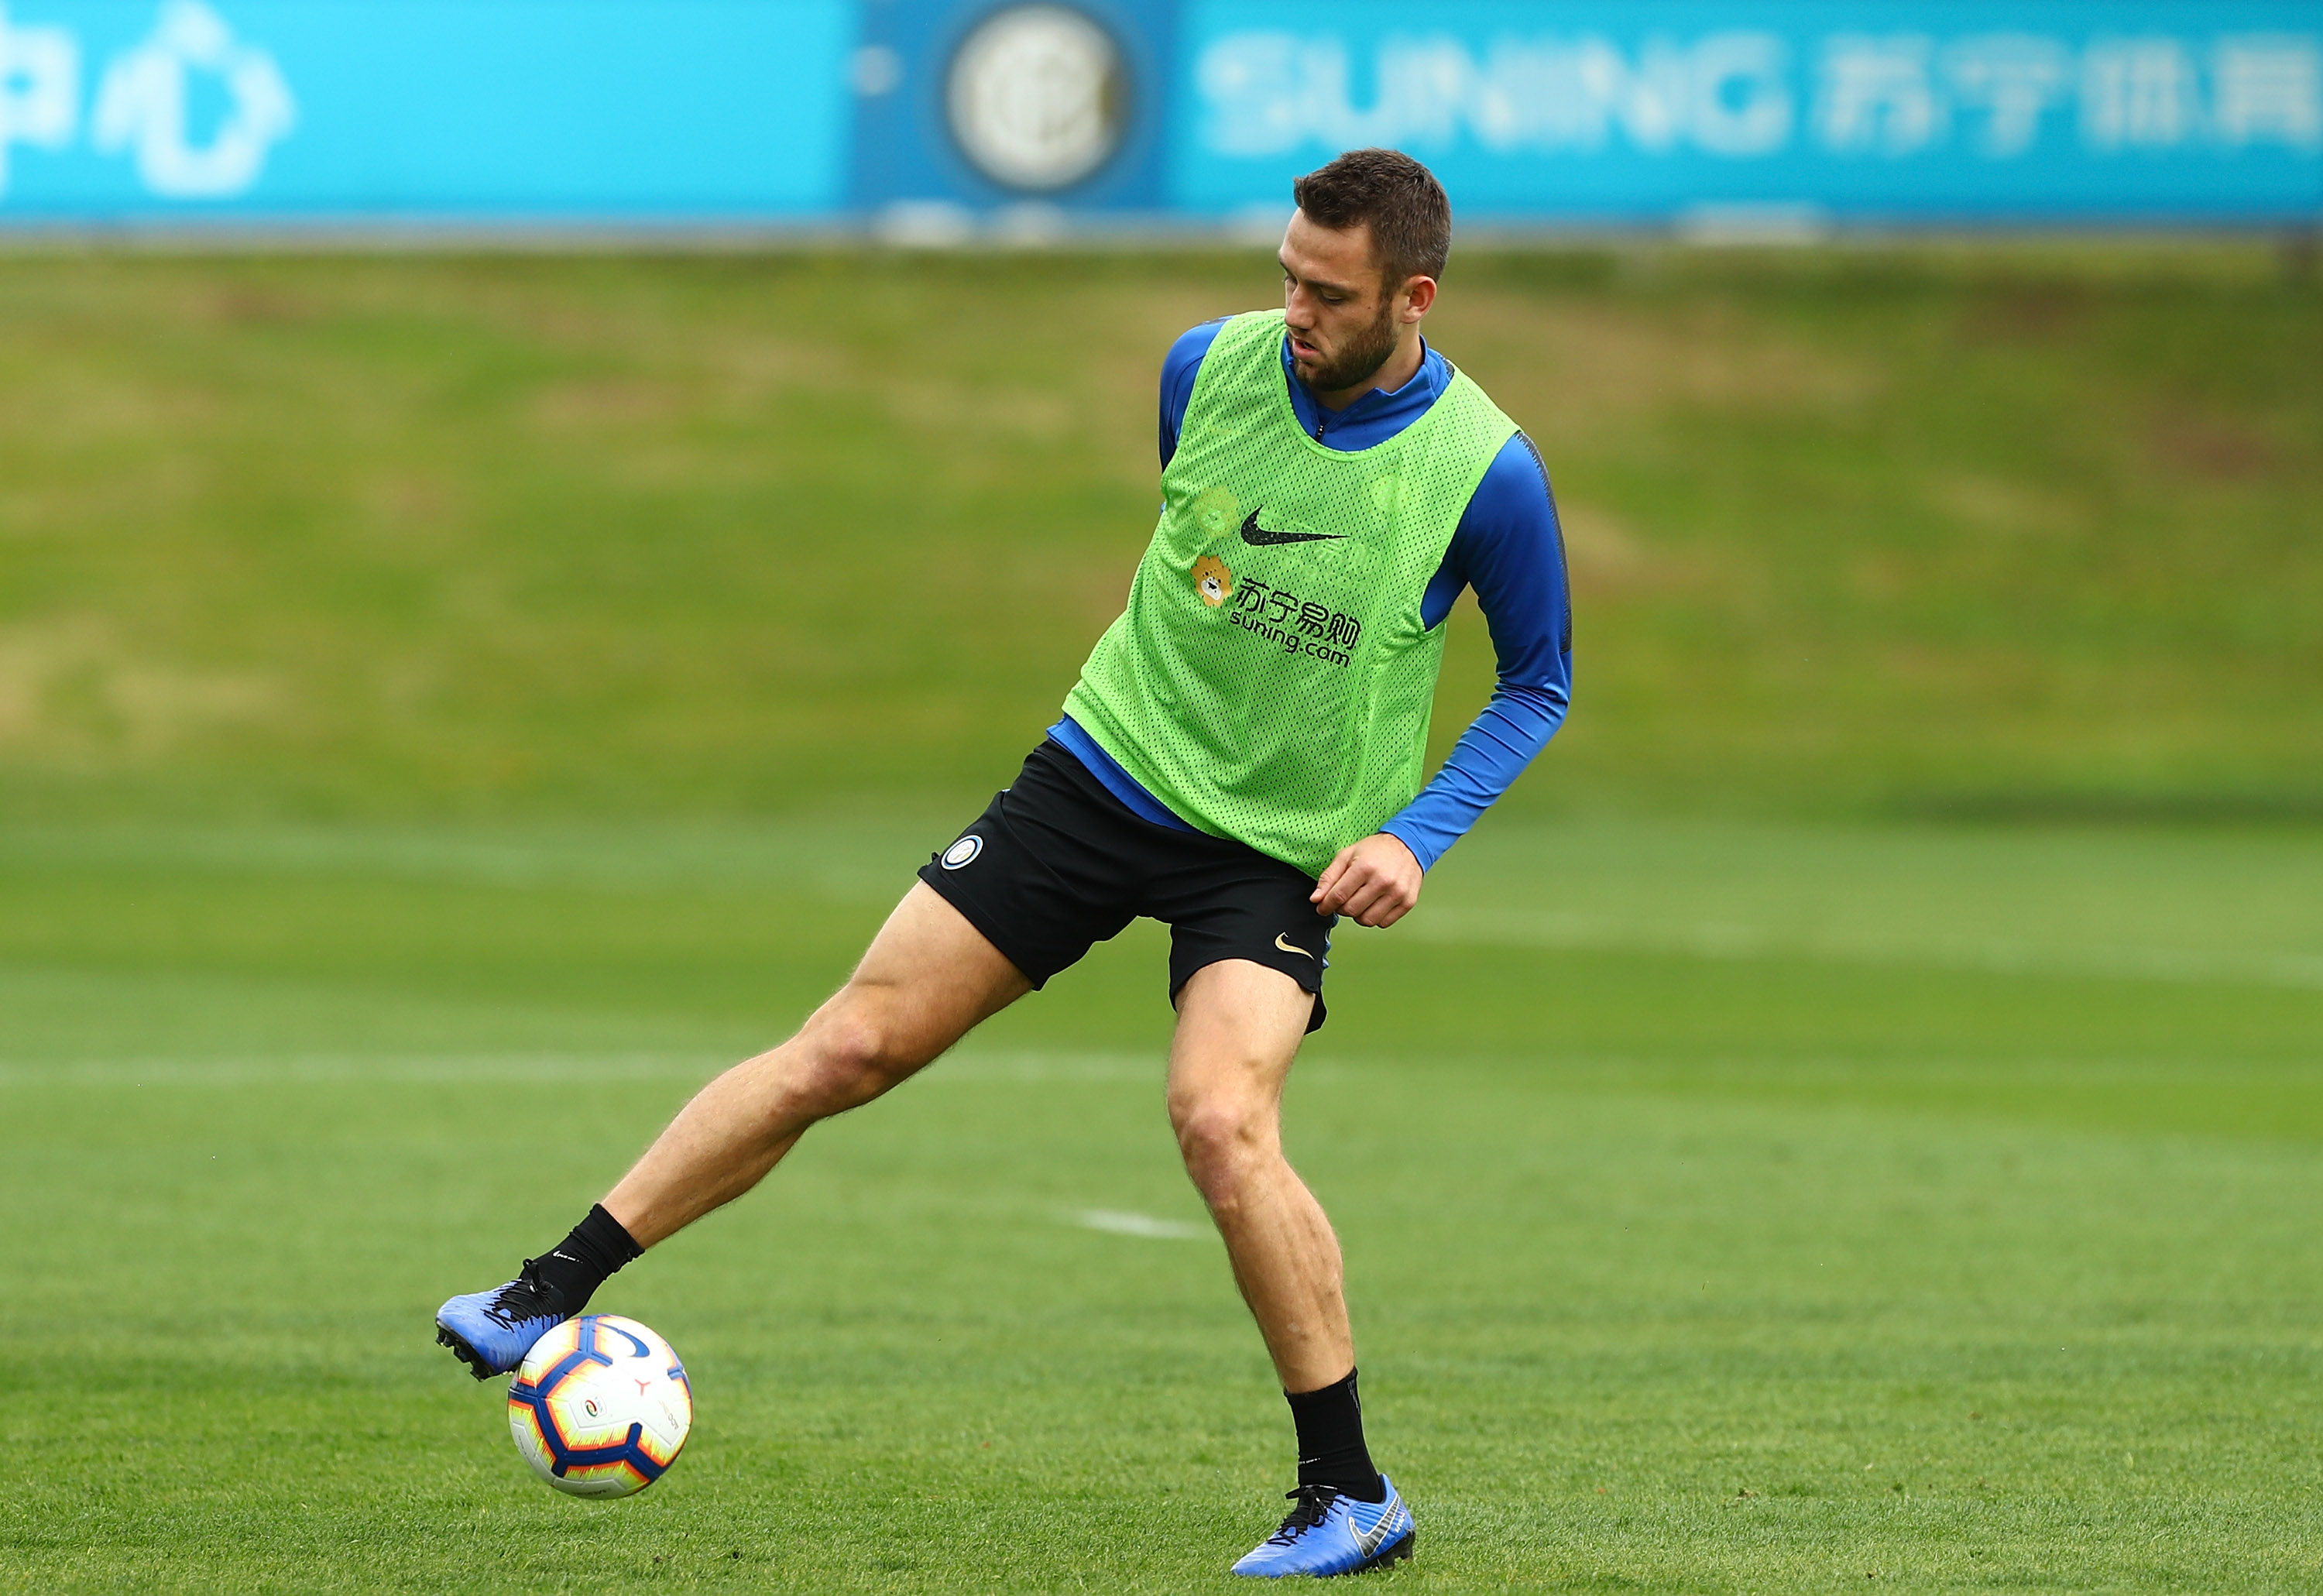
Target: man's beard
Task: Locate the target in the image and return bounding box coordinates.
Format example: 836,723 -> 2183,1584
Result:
1299,300 -> 1400,395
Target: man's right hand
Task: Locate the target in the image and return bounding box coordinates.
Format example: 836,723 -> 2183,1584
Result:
1309,832 -> 1423,928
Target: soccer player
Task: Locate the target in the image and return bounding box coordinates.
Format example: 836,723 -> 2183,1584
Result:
437,148 -> 1571,1579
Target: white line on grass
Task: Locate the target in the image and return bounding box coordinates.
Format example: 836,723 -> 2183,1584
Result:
0,1053 -> 729,1086
932,1052 -> 1156,1083
1409,909 -> 2323,990
1069,1209 -> 1209,1241
0,1049 -> 1163,1086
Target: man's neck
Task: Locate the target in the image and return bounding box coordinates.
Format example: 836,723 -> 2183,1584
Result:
1309,329 -> 1426,413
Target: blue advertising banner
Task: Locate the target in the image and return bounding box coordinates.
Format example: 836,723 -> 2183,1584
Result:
1172,1 -> 2323,224
0,0 -> 853,219
0,0 -> 2317,227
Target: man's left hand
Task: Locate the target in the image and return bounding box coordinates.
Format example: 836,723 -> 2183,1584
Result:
1310,832 -> 1423,928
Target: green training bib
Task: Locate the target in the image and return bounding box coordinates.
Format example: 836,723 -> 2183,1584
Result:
1064,310 -> 1518,876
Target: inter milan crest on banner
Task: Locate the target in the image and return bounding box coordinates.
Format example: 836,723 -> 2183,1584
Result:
945,4 -> 1131,192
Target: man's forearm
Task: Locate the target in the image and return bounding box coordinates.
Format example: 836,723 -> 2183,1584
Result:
1380,678 -> 1567,870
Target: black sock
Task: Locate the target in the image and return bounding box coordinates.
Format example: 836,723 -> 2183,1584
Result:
1286,1368 -> 1385,1502
526,1204 -> 643,1315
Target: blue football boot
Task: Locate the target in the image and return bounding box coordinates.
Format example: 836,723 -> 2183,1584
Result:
434,1258 -> 571,1380
1231,1478 -> 1415,1578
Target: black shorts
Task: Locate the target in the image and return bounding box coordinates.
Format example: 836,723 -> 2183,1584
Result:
918,740 -> 1334,1032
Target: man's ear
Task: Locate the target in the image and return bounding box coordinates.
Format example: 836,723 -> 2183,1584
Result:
1401,276 -> 1438,321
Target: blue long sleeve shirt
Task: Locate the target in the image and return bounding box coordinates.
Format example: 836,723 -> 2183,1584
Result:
1050,320 -> 1572,871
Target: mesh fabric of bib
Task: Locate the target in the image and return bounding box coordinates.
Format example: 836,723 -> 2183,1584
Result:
1064,311 -> 1517,876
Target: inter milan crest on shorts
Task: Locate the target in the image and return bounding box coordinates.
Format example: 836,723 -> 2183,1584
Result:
941,834 -> 984,870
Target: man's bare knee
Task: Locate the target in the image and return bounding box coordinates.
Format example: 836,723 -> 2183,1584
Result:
1172,1090 -> 1278,1210
794,986 -> 934,1113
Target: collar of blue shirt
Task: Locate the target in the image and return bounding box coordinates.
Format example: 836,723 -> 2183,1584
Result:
1281,335 -> 1450,448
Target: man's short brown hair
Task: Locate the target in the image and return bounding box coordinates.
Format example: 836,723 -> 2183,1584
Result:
1291,148 -> 1452,289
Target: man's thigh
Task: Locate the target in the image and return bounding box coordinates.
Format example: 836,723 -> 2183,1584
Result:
1167,958 -> 1317,1114
840,882 -> 1035,1064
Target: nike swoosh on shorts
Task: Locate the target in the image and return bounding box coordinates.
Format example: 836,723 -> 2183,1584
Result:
1274,933 -> 1314,959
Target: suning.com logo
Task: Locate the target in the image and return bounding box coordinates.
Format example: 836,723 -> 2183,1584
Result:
0,0 -> 295,200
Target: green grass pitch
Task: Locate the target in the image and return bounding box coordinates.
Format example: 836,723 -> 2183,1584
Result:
1,244 -> 2319,1589
5,815 -> 2322,1591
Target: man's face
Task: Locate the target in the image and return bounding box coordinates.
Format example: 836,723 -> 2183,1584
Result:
1279,211 -> 1404,396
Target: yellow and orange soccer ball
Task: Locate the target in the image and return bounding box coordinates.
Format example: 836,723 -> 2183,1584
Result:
506,1314 -> 692,1498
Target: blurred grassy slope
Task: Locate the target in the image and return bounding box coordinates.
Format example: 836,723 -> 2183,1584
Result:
0,245 -> 2315,820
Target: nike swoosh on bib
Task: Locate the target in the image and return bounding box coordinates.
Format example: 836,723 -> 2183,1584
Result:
1240,507 -> 1344,547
